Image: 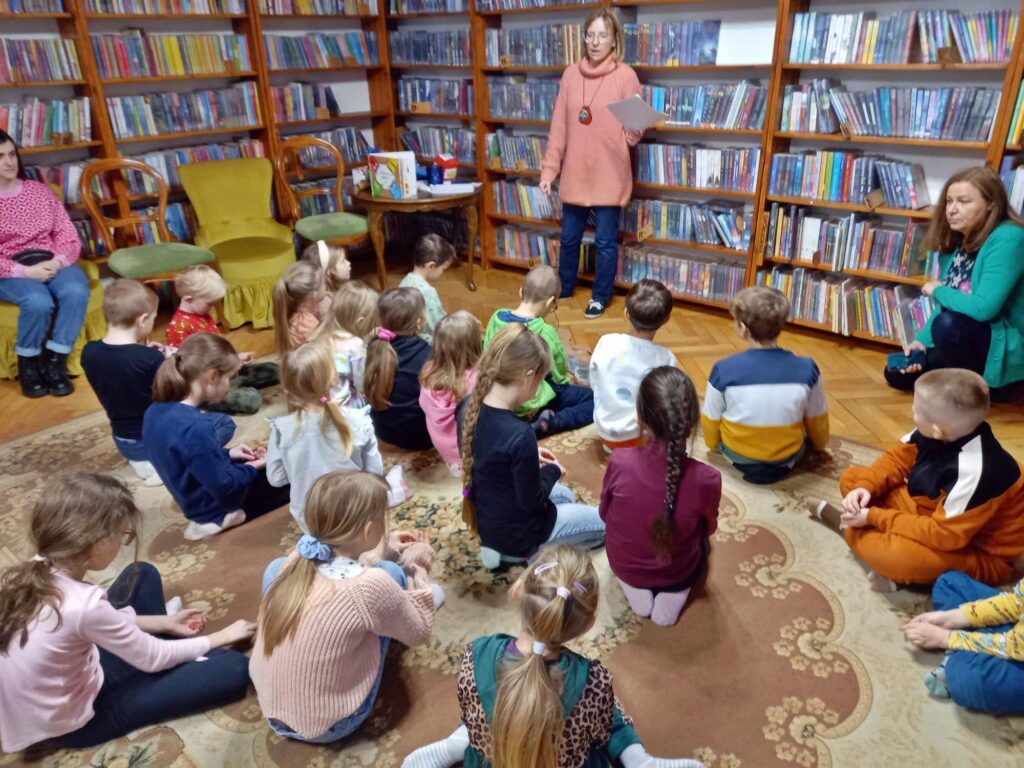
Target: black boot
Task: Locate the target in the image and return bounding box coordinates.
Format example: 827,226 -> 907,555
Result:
42,350 -> 74,397
17,355 -> 47,399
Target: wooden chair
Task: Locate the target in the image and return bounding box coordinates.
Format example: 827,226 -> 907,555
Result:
275,136 -> 370,252
79,159 -> 215,286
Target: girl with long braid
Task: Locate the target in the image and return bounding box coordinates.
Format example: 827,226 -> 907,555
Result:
600,367 -> 721,626
456,324 -> 605,570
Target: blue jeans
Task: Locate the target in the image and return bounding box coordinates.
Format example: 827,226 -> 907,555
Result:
532,379 -> 594,435
115,413 -> 234,462
58,563 -> 251,748
932,571 -> 1024,715
884,310 -> 992,391
0,264 -> 90,357
261,557 -> 407,742
559,203 -> 620,305
545,482 -> 606,550
720,441 -> 805,485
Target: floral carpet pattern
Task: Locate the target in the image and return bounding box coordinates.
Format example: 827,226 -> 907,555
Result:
1,391 -> 1022,767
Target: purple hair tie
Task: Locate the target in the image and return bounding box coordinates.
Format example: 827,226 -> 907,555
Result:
377,327 -> 397,342
462,487 -> 471,498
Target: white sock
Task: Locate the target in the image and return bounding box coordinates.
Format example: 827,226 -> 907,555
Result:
164,596 -> 182,615
386,465 -> 407,507
129,459 -> 155,480
620,743 -> 705,768
479,546 -> 501,570
183,510 -> 246,541
618,578 -> 654,618
651,588 -> 692,627
430,583 -> 446,610
402,724 -> 469,768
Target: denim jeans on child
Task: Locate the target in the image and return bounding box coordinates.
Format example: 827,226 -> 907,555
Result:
558,204 -> 620,305
114,412 -> 236,463
58,563 -> 251,748
545,482 -> 606,550
0,264 -> 90,357
260,558 -> 408,742
530,379 -> 594,436
931,571 -> 1024,715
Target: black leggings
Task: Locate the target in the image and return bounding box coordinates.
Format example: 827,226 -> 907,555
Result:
884,310 -> 991,391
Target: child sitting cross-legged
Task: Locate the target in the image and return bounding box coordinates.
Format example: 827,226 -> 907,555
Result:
81,279 -> 166,485
399,233 -> 457,344
701,286 -> 830,484
457,323 -> 604,570
402,544 -> 704,768
601,367 -> 721,626
590,279 -> 679,451
0,471 -> 255,753
809,368 -> 1024,592
273,261 -> 328,358
143,333 -> 292,541
251,470 -> 444,744
484,264 -> 594,437
267,341 -> 406,533
313,280 -> 379,408
419,310 -> 482,476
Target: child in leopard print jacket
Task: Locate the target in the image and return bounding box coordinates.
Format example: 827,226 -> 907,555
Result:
402,545 -> 704,768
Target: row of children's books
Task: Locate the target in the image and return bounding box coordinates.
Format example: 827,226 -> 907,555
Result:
492,179 -> 561,221
0,96 -> 91,148
622,20 -> 721,67
91,33 -> 250,80
623,198 -> 753,252
789,9 -> 1017,65
296,126 -> 369,165
487,76 -> 557,121
133,201 -> 197,244
389,0 -> 465,12
485,25 -> 582,67
769,151 -> 929,210
24,159 -> 110,205
270,82 -> 341,123
643,81 -> 767,131
388,30 -> 470,66
396,77 -> 473,115
85,0 -> 243,12
259,0 -> 375,14
263,32 -> 378,69
1007,87 -> 1024,147
105,82 -> 260,138
399,125 -> 475,163
122,139 -> 265,192
622,245 -> 746,302
495,224 -> 559,266
1001,160 -> 1024,216
476,0 -> 589,10
1,0 -> 62,9
634,144 -> 760,193
485,130 -> 546,171
293,176 -> 356,216
0,38 -> 81,83
764,203 -> 938,278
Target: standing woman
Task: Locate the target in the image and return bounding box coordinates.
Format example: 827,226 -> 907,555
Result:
885,166 -> 1024,397
0,129 -> 90,398
540,9 -> 643,320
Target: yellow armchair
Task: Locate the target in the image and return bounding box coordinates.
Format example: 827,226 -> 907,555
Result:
179,158 -> 295,329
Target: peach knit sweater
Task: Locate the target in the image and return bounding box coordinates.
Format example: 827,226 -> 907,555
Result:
248,543 -> 437,739
540,56 -> 641,208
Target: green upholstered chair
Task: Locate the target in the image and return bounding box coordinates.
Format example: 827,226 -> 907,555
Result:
274,135 -> 369,249
79,159 -> 215,285
179,157 -> 295,329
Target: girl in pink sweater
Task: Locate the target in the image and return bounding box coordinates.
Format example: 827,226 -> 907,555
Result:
540,10 -> 644,320
251,470 -> 445,744
419,310 -> 481,474
0,471 -> 255,753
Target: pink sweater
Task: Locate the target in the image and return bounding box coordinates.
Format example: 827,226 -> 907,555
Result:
0,180 -> 82,279
249,542 -> 438,739
0,570 -> 210,752
419,368 -> 478,465
540,56 -> 642,208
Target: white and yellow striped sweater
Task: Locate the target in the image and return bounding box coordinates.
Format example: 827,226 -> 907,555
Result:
701,348 -> 830,463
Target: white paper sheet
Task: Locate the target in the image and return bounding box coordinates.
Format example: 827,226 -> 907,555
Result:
606,95 -> 668,132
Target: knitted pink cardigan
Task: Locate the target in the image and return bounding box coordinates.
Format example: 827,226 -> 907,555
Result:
540,55 -> 641,208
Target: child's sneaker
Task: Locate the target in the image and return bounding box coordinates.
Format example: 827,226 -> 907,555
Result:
924,656 -> 951,699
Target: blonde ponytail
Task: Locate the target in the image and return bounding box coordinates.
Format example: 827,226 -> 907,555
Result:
280,342 -> 353,458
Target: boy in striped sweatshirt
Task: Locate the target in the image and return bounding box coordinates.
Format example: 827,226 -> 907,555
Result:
701,286 -> 830,484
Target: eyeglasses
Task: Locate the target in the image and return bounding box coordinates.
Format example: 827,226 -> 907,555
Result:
585,32 -> 611,42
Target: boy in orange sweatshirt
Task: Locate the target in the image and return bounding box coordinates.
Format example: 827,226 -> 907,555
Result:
809,368 -> 1024,592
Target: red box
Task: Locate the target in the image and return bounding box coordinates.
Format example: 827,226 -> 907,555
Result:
434,154 -> 460,182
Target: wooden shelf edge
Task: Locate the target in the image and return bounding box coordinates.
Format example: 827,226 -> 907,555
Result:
633,182 -> 756,199
782,61 -> 1007,72
114,124 -> 264,143
774,131 -> 989,150
396,110 -> 474,120
0,79 -> 86,89
268,65 -> 381,74
0,11 -> 71,17
765,194 -> 933,219
85,11 -> 248,18
390,63 -> 471,70
386,9 -> 468,17
277,111 -> 383,126
761,256 -> 928,285
20,141 -> 101,154
101,70 -> 256,84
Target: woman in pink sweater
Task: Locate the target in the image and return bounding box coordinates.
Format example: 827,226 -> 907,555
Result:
0,471 -> 256,753
540,9 -> 644,320
0,130 -> 91,398
251,470 -> 445,744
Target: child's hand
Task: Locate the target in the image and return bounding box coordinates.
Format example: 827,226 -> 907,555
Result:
840,508 -> 869,528
538,447 -> 558,464
389,530 -> 426,553
238,351 -> 255,363
229,444 -> 258,462
906,609 -> 971,630
209,619 -> 257,648
245,451 -> 267,469
164,608 -> 206,637
901,621 -> 951,650
842,487 -> 872,514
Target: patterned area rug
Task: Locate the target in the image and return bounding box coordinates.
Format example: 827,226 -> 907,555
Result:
2,389 -> 1022,768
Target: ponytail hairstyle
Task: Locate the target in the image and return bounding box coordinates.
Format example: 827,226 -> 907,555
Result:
459,324 -> 550,533
152,332 -> 240,403
273,261 -> 326,358
258,470 -> 389,656
419,310 -> 482,399
635,366 -> 701,559
280,342 -> 353,458
313,279 -> 379,343
364,287 -> 426,411
491,544 -> 600,768
0,472 -> 141,653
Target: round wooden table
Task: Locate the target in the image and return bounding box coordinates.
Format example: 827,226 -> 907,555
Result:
352,187 -> 480,291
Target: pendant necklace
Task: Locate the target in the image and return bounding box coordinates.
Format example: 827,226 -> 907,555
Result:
578,73 -> 607,125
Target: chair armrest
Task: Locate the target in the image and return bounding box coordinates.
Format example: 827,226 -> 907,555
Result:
78,260 -> 101,282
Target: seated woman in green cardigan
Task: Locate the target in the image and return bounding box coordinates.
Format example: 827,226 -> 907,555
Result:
886,166 -> 1024,398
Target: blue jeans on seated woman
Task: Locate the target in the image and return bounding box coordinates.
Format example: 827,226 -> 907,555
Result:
558,204 -> 620,306
259,558 -> 408,743
884,310 -> 992,391
0,264 -> 90,357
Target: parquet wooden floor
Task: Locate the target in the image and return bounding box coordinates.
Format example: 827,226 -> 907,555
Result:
2,261 -> 1021,461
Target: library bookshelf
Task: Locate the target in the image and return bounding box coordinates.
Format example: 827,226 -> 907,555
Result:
5,0 -> 1024,346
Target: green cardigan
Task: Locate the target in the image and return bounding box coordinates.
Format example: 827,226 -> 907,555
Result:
484,310 -> 570,417
917,220 -> 1024,388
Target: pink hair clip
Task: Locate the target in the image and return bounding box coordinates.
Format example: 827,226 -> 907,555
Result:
320,396 -> 329,404
377,327 -> 397,342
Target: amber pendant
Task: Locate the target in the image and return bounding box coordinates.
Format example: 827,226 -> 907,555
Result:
578,106 -> 593,125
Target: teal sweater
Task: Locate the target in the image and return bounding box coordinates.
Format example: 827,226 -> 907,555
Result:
917,221 -> 1024,388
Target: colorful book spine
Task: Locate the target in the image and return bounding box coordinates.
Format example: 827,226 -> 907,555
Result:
486,129 -> 546,171
400,125 -> 475,163
0,96 -> 91,147
492,179 -> 561,220
389,30 -> 470,65
622,246 -> 745,302
485,25 -> 582,67
622,20 -> 721,66
487,76 -> 558,120
495,224 -> 561,266
90,33 -> 250,79
2,0 -> 64,10
388,0 -> 466,12
133,201 -> 197,244
23,159 -> 111,205
122,139 -> 264,191
84,0 -> 245,13
396,77 -> 473,114
634,144 -> 760,193
259,0 -> 376,14
623,198 -> 753,251
768,151 -> 929,210
292,126 -> 369,165
105,82 -> 261,138
263,32 -> 379,69
642,81 -> 767,130
0,38 -> 82,82
477,0 -> 591,10
949,10 -> 1018,63
789,11 -> 916,65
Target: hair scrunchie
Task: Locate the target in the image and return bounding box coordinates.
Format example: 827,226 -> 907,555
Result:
376,327 -> 397,342
296,534 -> 332,562
532,640 -> 548,656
